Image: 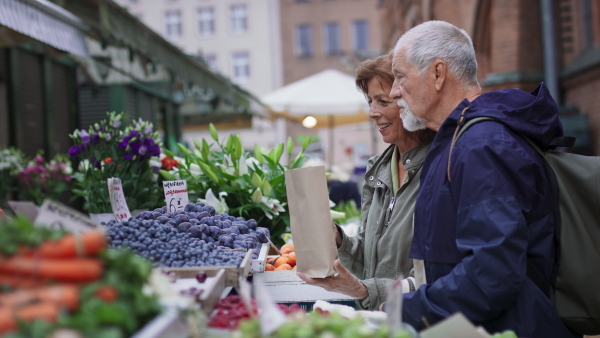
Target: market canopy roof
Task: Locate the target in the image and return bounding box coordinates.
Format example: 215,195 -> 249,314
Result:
0,0 -> 89,57
261,68 -> 370,128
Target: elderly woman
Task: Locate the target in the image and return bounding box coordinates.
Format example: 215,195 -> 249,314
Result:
298,52 -> 436,310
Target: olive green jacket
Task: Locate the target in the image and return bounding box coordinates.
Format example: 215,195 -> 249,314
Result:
337,141 -> 431,310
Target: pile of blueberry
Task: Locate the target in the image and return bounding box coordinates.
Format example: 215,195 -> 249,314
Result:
104,202 -> 271,268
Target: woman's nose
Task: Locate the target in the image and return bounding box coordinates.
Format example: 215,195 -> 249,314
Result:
368,106 -> 380,118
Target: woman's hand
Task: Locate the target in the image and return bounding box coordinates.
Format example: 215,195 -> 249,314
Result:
297,259 -> 368,299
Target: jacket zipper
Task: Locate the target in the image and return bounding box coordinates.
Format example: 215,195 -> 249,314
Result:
388,197 -> 396,212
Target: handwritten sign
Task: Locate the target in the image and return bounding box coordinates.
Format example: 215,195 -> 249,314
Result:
35,199 -> 98,233
163,180 -> 189,212
108,177 -> 131,222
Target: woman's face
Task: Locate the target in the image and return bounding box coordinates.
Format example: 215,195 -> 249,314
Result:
366,77 -> 404,146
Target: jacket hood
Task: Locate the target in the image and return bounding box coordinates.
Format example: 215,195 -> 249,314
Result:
456,82 -> 563,147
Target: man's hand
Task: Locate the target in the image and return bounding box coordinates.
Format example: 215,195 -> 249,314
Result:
297,259 -> 368,300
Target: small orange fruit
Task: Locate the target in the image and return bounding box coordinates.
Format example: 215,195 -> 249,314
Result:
287,252 -> 296,266
275,264 -> 292,271
266,257 -> 276,265
265,264 -> 275,271
281,248 -> 294,255
273,255 -> 290,268
280,243 -> 295,252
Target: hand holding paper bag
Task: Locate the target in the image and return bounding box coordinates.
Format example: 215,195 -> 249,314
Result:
284,166 -> 337,278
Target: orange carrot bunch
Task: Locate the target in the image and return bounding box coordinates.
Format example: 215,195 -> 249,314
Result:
0,229 -> 110,335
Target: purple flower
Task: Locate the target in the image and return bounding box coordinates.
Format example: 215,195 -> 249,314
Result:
129,130 -> 138,137
149,144 -> 160,157
105,133 -> 112,141
68,145 -> 79,159
92,132 -> 100,144
118,136 -> 132,151
79,130 -> 90,144
129,141 -> 141,155
34,156 -> 44,164
152,166 -> 160,174
138,145 -> 148,155
144,125 -> 153,135
112,119 -> 121,128
124,153 -> 134,160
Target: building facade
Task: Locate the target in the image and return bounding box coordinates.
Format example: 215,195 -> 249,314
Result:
380,0 -> 600,155
113,0 -> 283,150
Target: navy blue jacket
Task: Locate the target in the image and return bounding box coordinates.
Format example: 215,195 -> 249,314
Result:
402,83 -> 578,337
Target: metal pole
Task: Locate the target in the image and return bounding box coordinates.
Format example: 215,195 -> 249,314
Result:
540,0 -> 560,105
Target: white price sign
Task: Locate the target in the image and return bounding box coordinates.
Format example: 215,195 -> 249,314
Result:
35,199 -> 98,233
108,177 -> 132,222
163,180 -> 189,212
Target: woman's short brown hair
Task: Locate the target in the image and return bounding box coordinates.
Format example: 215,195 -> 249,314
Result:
355,51 -> 394,96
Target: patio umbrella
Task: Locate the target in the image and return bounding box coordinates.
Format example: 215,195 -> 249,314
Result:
261,69 -> 371,166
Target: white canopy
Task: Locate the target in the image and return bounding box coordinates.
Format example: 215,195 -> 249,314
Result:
262,68 -> 369,116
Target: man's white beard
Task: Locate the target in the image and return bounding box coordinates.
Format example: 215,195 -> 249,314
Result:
397,99 -> 428,131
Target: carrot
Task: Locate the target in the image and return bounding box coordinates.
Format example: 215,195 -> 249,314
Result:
20,231 -> 106,259
0,274 -> 45,290
0,284 -> 80,311
0,256 -> 103,282
0,302 -> 61,334
93,285 -> 118,303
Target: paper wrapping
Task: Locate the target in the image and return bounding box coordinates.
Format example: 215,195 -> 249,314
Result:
284,166 -> 337,278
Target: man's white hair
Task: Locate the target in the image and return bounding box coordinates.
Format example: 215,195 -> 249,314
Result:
395,20 -> 479,86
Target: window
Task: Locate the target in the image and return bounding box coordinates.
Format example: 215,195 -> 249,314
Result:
204,54 -> 217,69
230,4 -> 248,35
198,7 -> 215,37
352,20 -> 369,52
165,10 -> 182,39
295,24 -> 313,57
323,22 -> 341,55
232,52 -> 250,83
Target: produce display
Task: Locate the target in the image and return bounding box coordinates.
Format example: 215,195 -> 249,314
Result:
266,243 -> 296,271
237,309 -> 412,338
0,217 -> 161,338
105,202 -> 271,267
207,295 -> 304,330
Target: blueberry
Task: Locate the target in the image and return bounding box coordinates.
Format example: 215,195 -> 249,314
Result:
177,222 -> 192,233
246,219 -> 258,230
184,203 -> 197,213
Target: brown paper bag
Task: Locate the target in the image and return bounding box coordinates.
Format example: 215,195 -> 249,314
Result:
284,166 -> 337,278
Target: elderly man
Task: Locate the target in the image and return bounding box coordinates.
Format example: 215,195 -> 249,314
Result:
388,20 -> 578,337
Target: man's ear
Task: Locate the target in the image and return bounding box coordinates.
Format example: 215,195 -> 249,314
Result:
432,60 -> 446,91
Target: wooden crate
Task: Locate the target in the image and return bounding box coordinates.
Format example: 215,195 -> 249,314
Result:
164,250 -> 253,287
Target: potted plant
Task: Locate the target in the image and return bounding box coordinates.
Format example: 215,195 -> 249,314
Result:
160,124 -> 311,245
68,112 -> 162,218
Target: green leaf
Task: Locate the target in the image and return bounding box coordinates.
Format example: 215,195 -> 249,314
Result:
199,162 -> 220,183
193,138 -> 202,150
273,143 -> 284,164
177,143 -> 191,156
254,144 -> 265,162
302,136 -> 311,150
251,188 -> 263,203
201,139 -> 210,161
165,149 -> 175,158
251,173 -> 263,188
209,123 -> 219,142
159,169 -> 176,180
287,136 -> 294,155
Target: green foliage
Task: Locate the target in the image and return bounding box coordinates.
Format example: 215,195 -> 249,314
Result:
160,123 -> 311,245
331,200 -> 362,225
237,311 -> 413,338
0,215 -> 67,257
1,216 -> 161,338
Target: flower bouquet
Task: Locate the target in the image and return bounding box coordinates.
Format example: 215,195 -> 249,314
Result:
0,147 -> 26,207
69,112 -> 162,214
160,124 -> 311,245
15,153 -> 72,206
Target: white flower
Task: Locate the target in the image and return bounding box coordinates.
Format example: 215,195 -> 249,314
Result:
188,163 -> 202,178
78,159 -> 91,171
238,153 -> 248,176
261,197 -> 286,220
198,188 -> 228,213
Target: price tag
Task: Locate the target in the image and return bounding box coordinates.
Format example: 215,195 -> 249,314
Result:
254,278 -> 287,336
237,276 -> 256,318
108,177 -> 131,222
163,180 -> 189,212
35,199 -> 98,233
